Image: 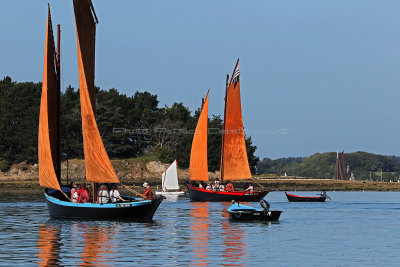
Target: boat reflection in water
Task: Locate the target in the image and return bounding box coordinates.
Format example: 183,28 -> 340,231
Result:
190,202 -> 210,266
37,220 -> 119,266
221,202 -> 249,266
37,223 -> 62,266
189,202 -> 248,266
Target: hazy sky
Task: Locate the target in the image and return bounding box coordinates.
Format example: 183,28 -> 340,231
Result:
1,0 -> 400,159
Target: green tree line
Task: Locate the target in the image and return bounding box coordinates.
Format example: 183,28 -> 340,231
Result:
257,152 -> 400,181
0,76 -> 259,172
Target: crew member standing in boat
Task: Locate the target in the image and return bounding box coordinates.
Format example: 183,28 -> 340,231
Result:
143,182 -> 153,199
98,184 -> 110,204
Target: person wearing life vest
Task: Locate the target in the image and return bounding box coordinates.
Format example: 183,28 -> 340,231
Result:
110,185 -> 126,203
142,182 -> 153,199
225,181 -> 234,192
77,185 -> 90,203
98,184 -> 110,204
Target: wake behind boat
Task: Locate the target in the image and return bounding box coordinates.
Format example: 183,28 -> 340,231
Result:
39,1 -> 163,220
155,160 -> 185,196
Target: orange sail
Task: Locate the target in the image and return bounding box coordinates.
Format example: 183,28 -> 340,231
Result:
38,6 -> 61,191
189,91 -> 209,181
220,59 -> 252,181
74,0 -> 119,183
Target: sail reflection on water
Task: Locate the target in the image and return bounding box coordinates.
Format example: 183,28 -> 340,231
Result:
190,202 -> 210,266
37,221 -> 118,266
220,202 -> 249,266
80,222 -> 114,266
37,223 -> 62,266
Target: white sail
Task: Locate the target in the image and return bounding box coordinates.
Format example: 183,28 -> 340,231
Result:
162,160 -> 180,190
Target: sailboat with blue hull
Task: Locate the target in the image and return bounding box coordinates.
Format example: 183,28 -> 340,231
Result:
39,1 -> 163,220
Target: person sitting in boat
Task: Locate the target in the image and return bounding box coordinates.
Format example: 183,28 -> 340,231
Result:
77,185 -> 90,203
142,182 -> 153,199
212,181 -> 219,191
98,184 -> 110,204
245,183 -> 254,191
70,182 -> 78,203
206,183 -> 212,191
225,181 -> 234,192
110,185 -> 126,203
198,182 -> 204,189
219,183 -> 225,191
319,191 -> 331,200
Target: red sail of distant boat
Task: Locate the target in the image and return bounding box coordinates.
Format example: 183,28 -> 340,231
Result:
336,151 -> 346,180
220,59 -> 252,182
189,91 -> 209,182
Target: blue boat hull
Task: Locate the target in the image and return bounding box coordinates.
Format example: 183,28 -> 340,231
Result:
45,193 -> 163,221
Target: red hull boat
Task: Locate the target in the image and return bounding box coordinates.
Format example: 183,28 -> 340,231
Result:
285,192 -> 326,202
187,184 -> 268,202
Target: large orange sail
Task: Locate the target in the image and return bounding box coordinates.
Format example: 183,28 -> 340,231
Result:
189,91 -> 209,181
74,0 -> 119,183
38,6 -> 61,191
220,59 -> 252,181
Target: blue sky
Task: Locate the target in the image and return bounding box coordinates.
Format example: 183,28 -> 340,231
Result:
1,0 -> 400,159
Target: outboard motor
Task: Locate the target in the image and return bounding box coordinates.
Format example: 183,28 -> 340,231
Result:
260,199 -> 270,212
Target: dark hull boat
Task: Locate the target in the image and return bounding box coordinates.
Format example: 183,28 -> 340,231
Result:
187,184 -> 268,202
38,2 -> 164,221
227,201 -> 282,221
45,192 -> 163,221
285,192 -> 326,202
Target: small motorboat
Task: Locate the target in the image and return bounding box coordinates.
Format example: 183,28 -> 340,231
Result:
285,192 -> 329,202
227,200 -> 282,221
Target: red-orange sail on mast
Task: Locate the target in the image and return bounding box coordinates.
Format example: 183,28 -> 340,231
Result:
38,6 -> 61,191
74,0 -> 119,183
220,59 -> 252,181
189,91 -> 209,181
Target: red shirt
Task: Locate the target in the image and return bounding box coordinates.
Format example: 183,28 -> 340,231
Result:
143,187 -> 153,199
78,189 -> 89,203
225,183 -> 234,192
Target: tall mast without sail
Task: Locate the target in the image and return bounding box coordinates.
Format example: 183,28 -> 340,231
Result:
74,0 -> 119,183
38,5 -> 61,190
189,91 -> 210,181
220,59 -> 252,182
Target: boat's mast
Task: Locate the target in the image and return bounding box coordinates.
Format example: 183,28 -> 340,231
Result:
55,24 -> 61,183
220,74 -> 229,183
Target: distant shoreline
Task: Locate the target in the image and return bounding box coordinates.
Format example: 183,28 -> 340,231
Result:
2,179 -> 400,192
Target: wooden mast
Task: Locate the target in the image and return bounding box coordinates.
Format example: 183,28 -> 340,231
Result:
55,24 -> 61,183
220,74 -> 229,183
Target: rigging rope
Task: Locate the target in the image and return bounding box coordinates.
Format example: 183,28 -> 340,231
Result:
121,184 -> 146,198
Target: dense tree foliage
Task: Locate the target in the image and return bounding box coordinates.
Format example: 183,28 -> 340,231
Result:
0,76 -> 259,173
257,152 -> 400,181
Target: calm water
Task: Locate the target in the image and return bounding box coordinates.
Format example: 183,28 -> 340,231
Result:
1,191 -> 400,266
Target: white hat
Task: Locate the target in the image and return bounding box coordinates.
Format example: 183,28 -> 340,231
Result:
143,182 -> 149,187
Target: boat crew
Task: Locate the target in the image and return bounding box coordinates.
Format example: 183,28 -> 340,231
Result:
98,184 -> 110,204
225,181 -> 234,192
110,185 -> 126,203
143,182 -> 153,199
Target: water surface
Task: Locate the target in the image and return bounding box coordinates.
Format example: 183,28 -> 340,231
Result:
0,191 -> 399,266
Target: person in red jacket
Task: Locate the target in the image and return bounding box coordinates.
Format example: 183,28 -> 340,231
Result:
77,185 -> 90,203
225,181 -> 234,192
142,182 -> 153,199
